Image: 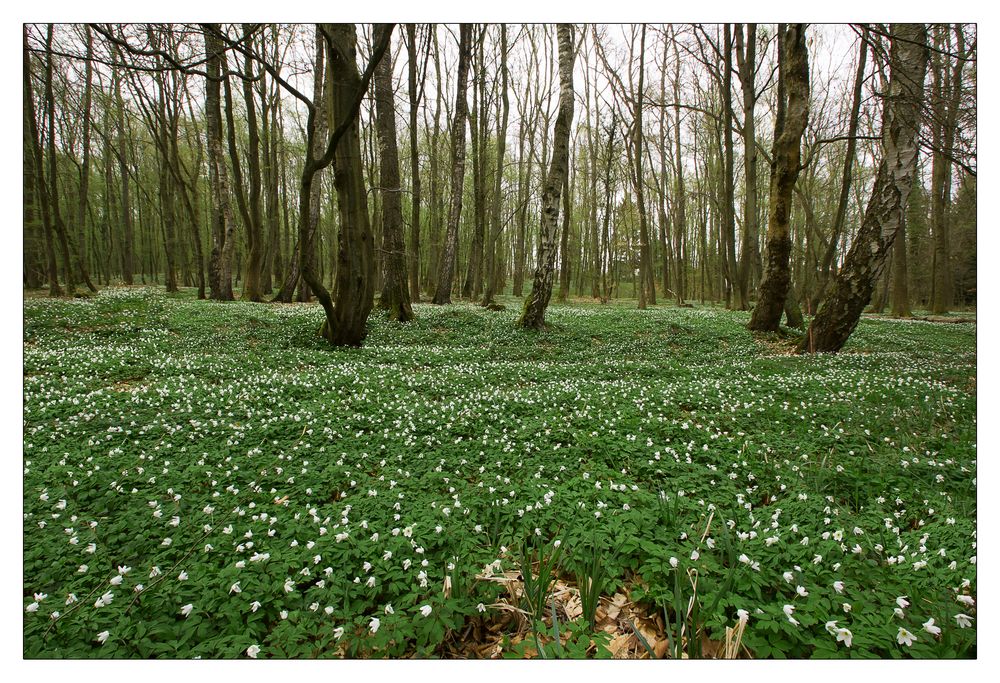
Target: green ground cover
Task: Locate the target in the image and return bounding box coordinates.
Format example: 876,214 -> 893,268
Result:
22,288 -> 976,658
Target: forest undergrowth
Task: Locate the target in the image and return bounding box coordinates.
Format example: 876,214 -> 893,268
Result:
22,288 -> 976,659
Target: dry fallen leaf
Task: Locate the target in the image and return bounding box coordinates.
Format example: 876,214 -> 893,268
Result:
609,633 -> 636,658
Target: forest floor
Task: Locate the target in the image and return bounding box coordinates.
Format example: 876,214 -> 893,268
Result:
22,288 -> 976,659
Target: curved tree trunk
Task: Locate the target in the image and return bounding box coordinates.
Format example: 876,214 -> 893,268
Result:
800,24 -> 928,353
519,24 -> 576,330
748,24 -> 810,332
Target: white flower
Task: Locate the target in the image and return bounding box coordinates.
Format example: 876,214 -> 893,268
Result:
178,571 -> 188,581
246,644 -> 261,658
420,604 -> 432,617
181,604 -> 193,617
96,630 -> 110,644
923,618 -> 941,636
284,578 -> 295,593
954,613 -> 973,628
796,585 -> 809,597
334,626 -> 345,640
229,582 -> 242,594
833,581 -> 845,594
897,627 -> 917,646
782,604 -> 799,626
843,603 -> 852,613
956,595 -> 975,607
149,566 -> 161,578
78,565 -> 88,574
825,620 -> 839,635
783,571 -> 794,583
736,609 -> 749,625
25,602 -> 39,613
384,604 -> 395,615
65,594 -> 77,605
369,616 -> 381,633
690,550 -> 700,561
896,596 -> 910,609
836,628 -> 853,648
109,575 -> 123,586
117,565 -> 131,575
477,603 -> 487,613
894,608 -> 906,619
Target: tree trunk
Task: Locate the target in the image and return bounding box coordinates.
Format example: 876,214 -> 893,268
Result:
721,25 -> 740,309
23,27 -> 61,296
432,24 -> 472,305
930,25 -> 964,315
293,24 -> 392,345
519,25 -> 576,329
203,25 -> 236,301
748,24 -> 810,332
800,24 -> 928,353
890,214 -> 912,317
239,25 -> 266,301
735,24 -> 759,310
811,30 -> 868,312
374,26 -> 415,322
482,25 -> 510,307
405,24 -> 424,302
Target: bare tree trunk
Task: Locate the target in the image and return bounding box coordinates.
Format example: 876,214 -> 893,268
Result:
519,24 -> 576,329
240,25 -> 266,301
748,24 -> 810,332
721,25 -> 740,309
463,27 -> 487,299
801,24 -> 928,353
735,23 -> 759,309
75,25 -> 95,289
203,24 -> 236,300
512,72 -> 534,298
930,25 -> 964,315
23,27 -> 61,296
557,171 -> 572,302
374,27 -> 414,322
310,23 -> 391,345
405,24 -> 424,302
811,29 -> 868,312
482,25 -> 510,307
432,24 -> 472,305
